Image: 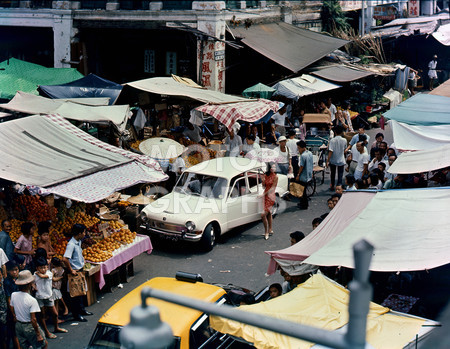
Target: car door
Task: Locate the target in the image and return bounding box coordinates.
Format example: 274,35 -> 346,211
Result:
226,173 -> 261,229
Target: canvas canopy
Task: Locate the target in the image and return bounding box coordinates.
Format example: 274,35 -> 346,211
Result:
388,144 -> 450,174
429,77 -> 450,97
383,94 -> 450,126
304,188 -> 450,272
390,120 -> 450,151
211,273 -> 431,349
39,162 -> 167,203
272,75 -> 341,101
0,91 -> 128,131
266,192 -> 375,275
432,23 -> 450,46
0,58 -> 83,100
242,83 -> 275,99
310,65 -> 374,82
125,76 -> 248,104
302,114 -> 331,124
38,73 -> 123,105
228,23 -> 348,73
196,99 -> 280,131
0,114 -> 165,189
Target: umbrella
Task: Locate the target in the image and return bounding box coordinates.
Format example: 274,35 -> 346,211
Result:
245,148 -> 285,163
139,137 -> 185,160
242,83 -> 276,99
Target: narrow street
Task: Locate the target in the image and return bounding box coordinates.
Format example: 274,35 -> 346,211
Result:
48,181 -> 331,349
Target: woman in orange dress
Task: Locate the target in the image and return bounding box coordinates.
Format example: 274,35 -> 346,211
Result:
261,162 -> 278,240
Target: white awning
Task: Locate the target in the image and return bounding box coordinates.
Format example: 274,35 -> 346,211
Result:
125,77 -> 248,104
0,92 -> 129,130
304,188 -> 450,272
265,191 -> 375,275
272,74 -> 341,101
388,144 -> 450,174
432,23 -> 450,46
0,114 -> 165,188
390,120 -> 450,151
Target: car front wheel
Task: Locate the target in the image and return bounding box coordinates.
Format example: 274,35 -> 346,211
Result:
200,223 -> 216,252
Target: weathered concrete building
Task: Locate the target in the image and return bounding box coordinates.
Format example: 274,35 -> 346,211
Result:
0,1 -> 439,92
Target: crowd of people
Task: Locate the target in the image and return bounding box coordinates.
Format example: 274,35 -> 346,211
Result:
0,221 -> 93,349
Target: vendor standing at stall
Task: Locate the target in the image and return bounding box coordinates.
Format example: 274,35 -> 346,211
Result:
62,224 -> 93,322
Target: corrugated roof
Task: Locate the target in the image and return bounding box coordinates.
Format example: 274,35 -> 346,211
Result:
228,23 -> 348,73
310,65 -> 374,82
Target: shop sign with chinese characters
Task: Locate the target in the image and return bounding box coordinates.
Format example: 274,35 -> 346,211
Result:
409,0 -> 420,17
166,51 -> 177,75
373,5 -> 397,21
144,49 -> 155,74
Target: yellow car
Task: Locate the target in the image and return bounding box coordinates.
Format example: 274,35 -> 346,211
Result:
86,274 -> 254,349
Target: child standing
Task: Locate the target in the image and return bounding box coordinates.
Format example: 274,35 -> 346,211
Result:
37,222 -> 55,262
50,257 -> 68,317
34,257 -> 67,338
14,222 -> 36,268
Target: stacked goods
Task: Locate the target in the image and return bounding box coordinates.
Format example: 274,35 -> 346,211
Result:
14,195 -> 57,222
82,246 -> 113,263
109,220 -> 124,230
110,228 -> 136,244
116,200 -> 132,208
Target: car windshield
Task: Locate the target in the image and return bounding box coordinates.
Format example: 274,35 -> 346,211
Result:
87,324 -> 180,349
174,173 -> 228,199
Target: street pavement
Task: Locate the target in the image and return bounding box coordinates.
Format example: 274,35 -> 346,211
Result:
48,173 -> 332,348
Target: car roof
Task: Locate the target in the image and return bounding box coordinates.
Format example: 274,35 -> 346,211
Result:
186,157 -> 263,178
98,277 -> 226,336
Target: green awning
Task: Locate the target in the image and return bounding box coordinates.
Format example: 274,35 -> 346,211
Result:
242,83 -> 276,99
0,58 -> 83,100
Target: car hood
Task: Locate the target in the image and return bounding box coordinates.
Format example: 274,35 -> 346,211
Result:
142,192 -> 224,221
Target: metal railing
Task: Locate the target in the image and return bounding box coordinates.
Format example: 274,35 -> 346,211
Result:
120,239 -> 374,349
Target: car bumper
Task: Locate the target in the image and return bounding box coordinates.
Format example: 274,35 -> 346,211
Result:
140,222 -> 202,242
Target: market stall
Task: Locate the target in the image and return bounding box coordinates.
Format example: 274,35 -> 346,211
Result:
0,113 -> 167,305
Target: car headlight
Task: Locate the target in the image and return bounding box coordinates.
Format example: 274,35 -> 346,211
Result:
140,211 -> 149,222
185,221 -> 196,232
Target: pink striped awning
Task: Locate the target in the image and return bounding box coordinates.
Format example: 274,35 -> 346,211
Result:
196,99 -> 280,131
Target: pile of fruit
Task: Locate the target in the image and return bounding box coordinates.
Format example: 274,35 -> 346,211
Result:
110,228 -> 136,245
14,195 -> 57,222
82,246 -> 113,263
109,220 -> 124,230
94,236 -> 122,252
116,200 -> 132,207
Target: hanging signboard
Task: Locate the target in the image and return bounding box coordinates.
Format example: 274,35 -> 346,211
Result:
373,5 -> 397,21
144,49 -> 155,74
409,0 -> 420,17
166,51 -> 177,75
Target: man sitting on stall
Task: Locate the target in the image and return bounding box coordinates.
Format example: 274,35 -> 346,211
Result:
182,122 -> 205,146
241,134 -> 260,156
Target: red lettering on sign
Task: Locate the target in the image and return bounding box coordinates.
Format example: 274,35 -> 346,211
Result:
202,62 -> 212,73
206,52 -> 213,60
218,70 -> 223,81
202,74 -> 211,87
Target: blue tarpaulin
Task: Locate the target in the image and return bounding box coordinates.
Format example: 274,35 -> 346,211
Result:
38,73 -> 123,105
383,93 -> 450,126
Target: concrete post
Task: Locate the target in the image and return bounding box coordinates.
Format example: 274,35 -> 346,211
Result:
106,1 -> 120,10
195,4 -> 226,92
280,1 -> 292,24
149,2 -> 163,10
52,10 -> 72,68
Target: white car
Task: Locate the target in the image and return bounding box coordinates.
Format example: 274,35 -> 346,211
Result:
140,157 -> 289,251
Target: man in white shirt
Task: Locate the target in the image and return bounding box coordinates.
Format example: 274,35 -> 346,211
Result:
368,148 -> 387,172
428,55 -> 438,90
326,98 -> 337,122
354,142 -> 369,180
224,124 -> 243,157
275,136 -> 292,175
10,270 -> 47,349
286,130 -> 299,177
271,106 -> 291,136
347,126 -> 370,149
326,125 -> 347,190
241,134 -> 260,156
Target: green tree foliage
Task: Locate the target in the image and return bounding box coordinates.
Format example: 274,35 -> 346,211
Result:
322,0 -> 350,34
